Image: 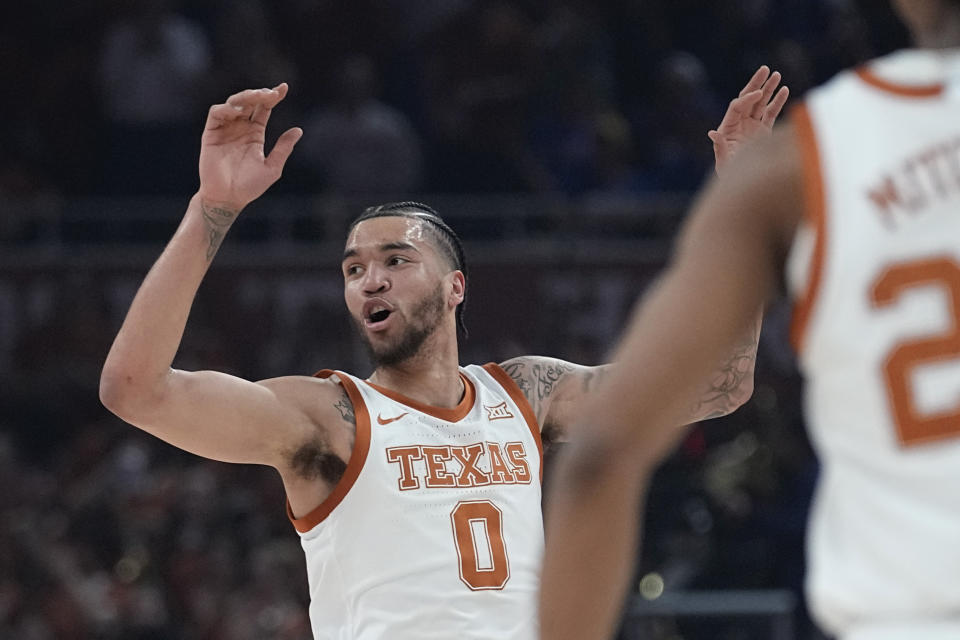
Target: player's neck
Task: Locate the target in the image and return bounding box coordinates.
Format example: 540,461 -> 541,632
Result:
913,15 -> 960,49
368,330 -> 463,409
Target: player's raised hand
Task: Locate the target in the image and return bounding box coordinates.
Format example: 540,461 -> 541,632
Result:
198,83 -> 303,209
708,66 -> 789,175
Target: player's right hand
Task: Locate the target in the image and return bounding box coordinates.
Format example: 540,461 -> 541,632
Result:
198,83 -> 303,210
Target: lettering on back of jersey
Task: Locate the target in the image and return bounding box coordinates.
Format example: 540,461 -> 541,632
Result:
867,134 -> 960,228
385,442 -> 531,491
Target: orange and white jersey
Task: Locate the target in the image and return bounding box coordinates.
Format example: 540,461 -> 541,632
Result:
288,363 -> 543,640
787,49 -> 960,637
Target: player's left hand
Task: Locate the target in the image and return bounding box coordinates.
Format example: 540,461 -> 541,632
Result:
709,66 -> 789,175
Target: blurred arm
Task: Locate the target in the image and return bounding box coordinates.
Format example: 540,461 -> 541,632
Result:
539,123 -> 804,640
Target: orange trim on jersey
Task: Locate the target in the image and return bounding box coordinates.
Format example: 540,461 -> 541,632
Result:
482,363 -> 544,482
366,373 -> 476,423
789,104 -> 828,354
286,370 -> 371,533
855,67 -> 943,98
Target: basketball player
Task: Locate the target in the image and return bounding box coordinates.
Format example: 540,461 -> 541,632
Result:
98,68 -> 784,638
539,2 -> 960,639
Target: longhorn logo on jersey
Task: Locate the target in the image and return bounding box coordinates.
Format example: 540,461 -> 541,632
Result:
385,441 -> 531,490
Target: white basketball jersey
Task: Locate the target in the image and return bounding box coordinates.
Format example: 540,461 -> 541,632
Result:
288,364 -> 544,640
786,50 -> 960,636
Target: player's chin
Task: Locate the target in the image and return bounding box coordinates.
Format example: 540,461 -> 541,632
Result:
369,339 -> 409,367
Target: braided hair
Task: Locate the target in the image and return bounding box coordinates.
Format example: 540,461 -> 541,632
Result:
349,202 -> 468,338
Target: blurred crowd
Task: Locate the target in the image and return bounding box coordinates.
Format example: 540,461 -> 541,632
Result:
2,0 -> 907,200
0,1 -> 911,638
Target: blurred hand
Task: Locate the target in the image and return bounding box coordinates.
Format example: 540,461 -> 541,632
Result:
709,66 -> 789,175
198,83 -> 303,209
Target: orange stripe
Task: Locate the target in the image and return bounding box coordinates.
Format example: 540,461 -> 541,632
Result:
789,104 -> 827,354
366,373 -> 476,423
482,363 -> 544,482
286,370 -> 371,533
855,67 -> 943,98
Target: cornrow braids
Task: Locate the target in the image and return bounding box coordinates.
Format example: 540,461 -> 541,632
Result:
349,202 -> 469,338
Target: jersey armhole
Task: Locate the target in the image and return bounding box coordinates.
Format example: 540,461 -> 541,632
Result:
482,363 -> 544,481
286,370 -> 372,533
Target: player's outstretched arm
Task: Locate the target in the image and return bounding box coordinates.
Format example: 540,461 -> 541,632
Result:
99,85 -> 310,468
709,65 -> 789,175
499,329 -> 756,444
539,124 -> 803,640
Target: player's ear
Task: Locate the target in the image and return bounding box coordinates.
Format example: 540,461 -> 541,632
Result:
447,270 -> 465,308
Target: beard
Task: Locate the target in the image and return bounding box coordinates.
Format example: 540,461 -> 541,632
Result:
355,285 -> 447,367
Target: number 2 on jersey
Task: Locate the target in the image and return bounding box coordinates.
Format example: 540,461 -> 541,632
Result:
450,500 -> 510,590
871,257 -> 960,446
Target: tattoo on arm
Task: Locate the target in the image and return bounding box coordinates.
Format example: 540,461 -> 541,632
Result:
200,201 -> 238,260
692,328 -> 759,420
334,389 -> 356,425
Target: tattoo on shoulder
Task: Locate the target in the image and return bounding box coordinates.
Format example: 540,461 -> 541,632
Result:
200,201 -> 238,260
502,360 -> 533,401
334,388 -> 355,425
503,358 -> 574,416
534,362 -> 574,403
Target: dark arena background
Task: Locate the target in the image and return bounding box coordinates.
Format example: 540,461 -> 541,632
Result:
0,2 -> 910,639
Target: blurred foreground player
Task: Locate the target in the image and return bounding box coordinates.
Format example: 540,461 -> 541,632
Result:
97,73 -> 775,637
540,2 -> 960,639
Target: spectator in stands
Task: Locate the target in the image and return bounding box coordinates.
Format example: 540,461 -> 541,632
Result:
296,54 -> 423,195
210,0 -> 299,101
421,1 -> 550,192
97,0 -> 213,194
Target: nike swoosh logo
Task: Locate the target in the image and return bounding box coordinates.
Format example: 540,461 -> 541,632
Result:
377,412 -> 409,426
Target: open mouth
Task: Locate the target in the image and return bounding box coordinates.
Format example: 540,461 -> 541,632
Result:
363,300 -> 395,328
369,309 -> 391,323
